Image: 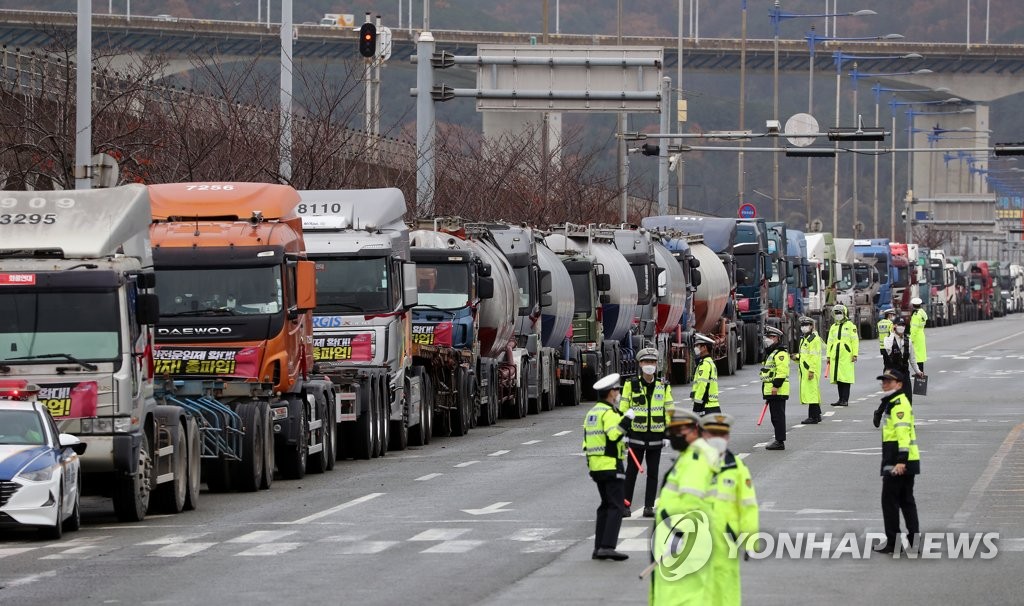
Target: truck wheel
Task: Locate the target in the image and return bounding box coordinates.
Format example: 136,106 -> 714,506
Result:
233,402 -> 264,492
389,412 -> 409,452
353,382 -> 374,460
727,332 -> 737,376
478,368 -> 496,426
735,331 -> 745,371
541,362 -> 556,411
410,373 -> 431,446
743,323 -> 759,365
451,368 -> 470,437
323,392 -> 336,471
310,392 -> 332,474
184,416 -> 202,510
152,421 -> 188,512
277,401 -> 308,479
113,431 -> 152,522
259,403 -> 275,489
375,381 -> 388,457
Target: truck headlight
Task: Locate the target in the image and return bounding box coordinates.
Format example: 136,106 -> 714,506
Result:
113,417 -> 134,432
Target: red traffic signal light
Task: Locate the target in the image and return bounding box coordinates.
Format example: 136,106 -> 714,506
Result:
359,22 -> 378,58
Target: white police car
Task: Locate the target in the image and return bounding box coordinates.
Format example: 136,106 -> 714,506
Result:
0,381 -> 87,539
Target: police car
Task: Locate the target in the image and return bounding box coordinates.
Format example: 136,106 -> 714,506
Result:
0,380 -> 87,539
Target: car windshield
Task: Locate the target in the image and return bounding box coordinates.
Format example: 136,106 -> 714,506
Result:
0,409 -> 46,445
415,263 -> 470,309
0,291 -> 120,363
157,266 -> 283,316
313,257 -> 391,314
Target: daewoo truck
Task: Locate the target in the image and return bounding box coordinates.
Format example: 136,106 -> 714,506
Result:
149,183 -> 337,490
0,185 -> 202,521
297,189 -> 421,455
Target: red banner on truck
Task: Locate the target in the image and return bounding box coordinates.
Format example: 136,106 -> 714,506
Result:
0,273 -> 36,285
313,333 -> 373,362
152,346 -> 260,377
39,381 -> 98,419
411,322 -> 453,347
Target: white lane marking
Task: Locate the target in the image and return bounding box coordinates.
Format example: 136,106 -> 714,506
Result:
521,540 -> 576,553
228,530 -> 298,544
824,411 -> 836,417
953,422 -> 1024,527
0,547 -> 37,558
738,453 -> 751,460
320,533 -> 372,542
286,492 -> 384,525
236,543 -> 303,556
138,533 -> 210,546
792,424 -> 806,429
462,502 -> 514,515
488,450 -> 511,457
409,528 -> 471,541
5,570 -> 56,588
754,441 -> 770,448
629,507 -> 645,518
617,538 -> 650,552
41,546 -> 104,560
335,541 -> 398,555
553,430 -> 573,436
454,460 -> 479,468
522,440 -> 542,445
415,473 -> 443,482
149,543 -> 216,558
508,528 -> 560,542
973,328 -> 1024,351
420,540 -> 485,554
618,526 -> 648,539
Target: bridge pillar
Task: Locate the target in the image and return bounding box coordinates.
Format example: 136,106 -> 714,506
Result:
911,103 -> 990,197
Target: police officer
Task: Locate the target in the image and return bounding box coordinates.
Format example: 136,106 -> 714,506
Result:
649,410 -> 720,606
690,333 -> 721,416
795,316 -> 824,424
583,373 -> 633,561
621,348 -> 673,518
877,308 -> 896,370
760,326 -> 790,450
910,297 -> 928,373
883,317 -> 925,402
826,303 -> 859,406
704,413 -> 759,606
871,369 -> 920,554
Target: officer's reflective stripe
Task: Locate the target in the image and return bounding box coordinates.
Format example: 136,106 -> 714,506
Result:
694,378 -> 710,384
893,422 -> 911,428
898,447 -> 910,452
740,498 -> 757,507
585,447 -> 606,455
664,481 -> 706,498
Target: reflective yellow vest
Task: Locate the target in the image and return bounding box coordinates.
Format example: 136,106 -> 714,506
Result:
620,377 -> 673,437
582,401 -> 626,473
760,347 -> 790,397
881,392 -> 920,474
708,452 -> 759,606
877,317 -> 893,350
690,356 -> 719,410
910,308 -> 928,362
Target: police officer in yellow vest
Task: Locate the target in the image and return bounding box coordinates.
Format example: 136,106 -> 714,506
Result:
690,333 -> 721,416
649,410 -> 720,606
583,373 -> 633,561
761,326 -> 790,450
871,369 -> 920,554
826,303 -> 859,406
620,348 -> 674,518
877,308 -> 896,370
704,413 -> 759,606
910,297 -> 928,373
795,316 -> 824,424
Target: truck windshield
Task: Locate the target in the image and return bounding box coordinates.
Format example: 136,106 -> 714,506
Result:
0,291 -> 120,363
415,263 -> 470,309
569,272 -> 593,314
838,264 -> 854,290
892,266 -> 909,287
312,258 -> 390,314
735,253 -> 758,287
514,267 -> 531,309
158,266 -> 283,315
855,265 -> 871,289
929,264 -> 944,285
806,266 -> 817,293
865,253 -> 889,284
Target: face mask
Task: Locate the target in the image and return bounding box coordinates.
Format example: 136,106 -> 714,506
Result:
706,436 -> 728,455
800,325 -> 812,334
668,434 -> 690,451
834,313 -> 844,320
895,326 -> 905,334
763,337 -> 775,348
641,365 -> 657,376
882,387 -> 900,398
693,346 -> 703,357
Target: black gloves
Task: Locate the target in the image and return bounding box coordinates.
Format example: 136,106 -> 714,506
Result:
872,408 -> 883,428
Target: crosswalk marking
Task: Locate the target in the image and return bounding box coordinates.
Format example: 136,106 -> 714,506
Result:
236,543 -> 303,556
454,460 -> 479,468
508,528 -> 560,542
409,528 -> 471,542
228,530 -> 297,544
521,540 -> 576,553
40,545 -> 105,560
616,538 -> 649,552
334,541 -> 398,555
552,430 -> 573,436
149,543 -> 216,558
138,533 -> 210,546
420,540 -> 485,554
522,440 -> 542,445
415,473 -> 443,481
0,547 -> 37,558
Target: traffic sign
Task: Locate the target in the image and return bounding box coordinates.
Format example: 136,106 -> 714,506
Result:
738,203 -> 756,219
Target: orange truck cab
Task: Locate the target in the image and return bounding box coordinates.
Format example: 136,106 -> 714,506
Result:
148,183 -> 337,489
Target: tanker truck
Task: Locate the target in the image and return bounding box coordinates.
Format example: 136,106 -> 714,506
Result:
0,185 -> 204,522
605,226 -> 658,378
534,238 -> 583,407
544,224 -> 636,400
297,189 -> 422,456
646,233 -> 688,381
149,183 -> 338,489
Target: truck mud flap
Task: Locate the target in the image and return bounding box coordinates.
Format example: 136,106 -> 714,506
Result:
113,433 -> 142,475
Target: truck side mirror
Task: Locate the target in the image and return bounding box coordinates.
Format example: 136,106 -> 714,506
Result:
689,256 -> 701,269
478,263 -> 492,277
540,270 -> 552,294
596,273 -> 611,292
296,260 -> 317,311
136,272 -> 156,289
762,256 -> 773,281
135,293 -> 160,325
599,294 -> 611,305
691,269 -> 702,288
541,293 -> 553,307
402,262 -> 419,309
477,276 -> 494,300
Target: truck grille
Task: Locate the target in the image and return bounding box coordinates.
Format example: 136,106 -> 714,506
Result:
0,481 -> 20,507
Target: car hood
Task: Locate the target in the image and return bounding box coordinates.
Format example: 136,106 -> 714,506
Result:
0,445 -> 51,481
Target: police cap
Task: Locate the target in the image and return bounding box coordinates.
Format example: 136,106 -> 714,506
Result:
694,333 -> 715,347
700,412 -> 734,432
635,347 -> 659,362
893,316 -> 906,326
765,326 -> 784,338
798,316 -> 814,326
882,307 -> 896,317
877,369 -> 908,384
592,373 -> 621,393
911,297 -> 923,307
667,409 -> 702,429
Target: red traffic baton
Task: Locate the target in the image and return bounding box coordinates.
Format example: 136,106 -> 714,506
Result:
628,446 -> 645,474
756,402 -> 769,426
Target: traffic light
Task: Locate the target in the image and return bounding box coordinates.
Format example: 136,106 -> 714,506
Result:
359,22 -> 377,58
640,143 -> 660,156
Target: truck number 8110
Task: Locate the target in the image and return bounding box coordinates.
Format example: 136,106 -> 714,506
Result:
297,203 -> 344,214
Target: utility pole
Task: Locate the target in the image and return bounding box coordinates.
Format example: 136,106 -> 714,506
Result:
279,0 -> 293,181
75,0 -> 91,189
738,0 -> 747,209
416,1 -> 435,214
617,0 -> 628,221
